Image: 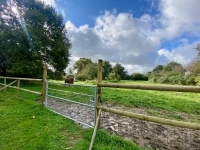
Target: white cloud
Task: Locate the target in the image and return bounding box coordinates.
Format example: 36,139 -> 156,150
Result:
65,0 -> 200,74
157,41 -> 199,66
65,12 -> 161,74
154,0 -> 200,40
38,0 -> 56,7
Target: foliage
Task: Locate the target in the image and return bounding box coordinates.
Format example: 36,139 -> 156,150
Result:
75,73 -> 87,81
149,62 -> 186,85
162,62 -> 185,75
108,63 -> 128,80
102,60 -> 112,80
131,73 -> 148,81
0,0 -> 71,78
195,76 -> 200,86
73,58 -> 98,80
108,71 -> 121,80
73,58 -> 93,74
186,60 -> 200,76
152,65 -> 164,72
194,43 -> 200,59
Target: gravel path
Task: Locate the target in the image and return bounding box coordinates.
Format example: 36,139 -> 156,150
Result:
47,99 -> 200,150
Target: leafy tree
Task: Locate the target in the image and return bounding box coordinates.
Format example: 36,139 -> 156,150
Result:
102,60 -> 112,80
149,62 -> 185,85
186,60 -> 200,76
110,63 -> 128,80
73,58 -> 93,74
162,62 -> 185,75
194,43 -> 200,59
131,73 -> 148,81
152,65 -> 164,72
0,0 -> 71,78
81,63 -> 97,80
108,71 -> 120,80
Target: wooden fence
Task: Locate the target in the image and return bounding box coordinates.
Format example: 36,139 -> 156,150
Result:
95,59 -> 200,130
0,64 -> 47,104
90,59 -> 200,149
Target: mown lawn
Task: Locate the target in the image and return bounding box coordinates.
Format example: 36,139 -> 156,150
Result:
0,87 -> 146,150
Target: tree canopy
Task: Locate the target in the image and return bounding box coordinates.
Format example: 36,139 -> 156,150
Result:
0,0 -> 71,78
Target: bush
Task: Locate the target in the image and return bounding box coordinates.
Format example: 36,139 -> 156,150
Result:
195,76 -> 200,85
131,73 -> 148,81
75,74 -> 87,81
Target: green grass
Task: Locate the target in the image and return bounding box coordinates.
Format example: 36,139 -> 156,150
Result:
1,79 -> 200,149
0,88 -> 146,150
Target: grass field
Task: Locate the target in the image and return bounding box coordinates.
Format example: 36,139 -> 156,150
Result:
1,79 -> 200,149
0,87 -> 146,150
47,79 -> 200,122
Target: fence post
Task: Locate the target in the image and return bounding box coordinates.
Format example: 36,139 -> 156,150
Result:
16,79 -> 20,96
96,59 -> 102,128
4,78 -> 6,91
42,64 -> 47,105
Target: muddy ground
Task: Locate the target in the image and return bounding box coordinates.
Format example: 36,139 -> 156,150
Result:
47,99 -> 200,150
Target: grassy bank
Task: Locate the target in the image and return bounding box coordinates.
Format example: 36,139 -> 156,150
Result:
0,88 -> 146,150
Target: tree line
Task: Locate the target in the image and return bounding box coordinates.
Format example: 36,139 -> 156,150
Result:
69,44 -> 200,86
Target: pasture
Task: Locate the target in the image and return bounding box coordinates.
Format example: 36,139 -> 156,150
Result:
1,79 -> 200,149
0,86 -> 145,150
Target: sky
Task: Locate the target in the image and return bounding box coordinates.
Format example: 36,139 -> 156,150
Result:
43,0 -> 200,74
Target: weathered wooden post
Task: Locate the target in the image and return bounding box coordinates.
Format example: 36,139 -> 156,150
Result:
4,78 -> 6,91
16,79 -> 20,96
96,59 -> 102,128
42,64 -> 47,105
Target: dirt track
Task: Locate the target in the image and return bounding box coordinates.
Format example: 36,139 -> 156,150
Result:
47,99 -> 200,150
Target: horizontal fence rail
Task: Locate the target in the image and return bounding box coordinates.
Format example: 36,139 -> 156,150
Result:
47,81 -> 96,87
0,83 -> 42,95
0,76 -> 43,81
97,106 -> 200,130
97,83 -> 200,93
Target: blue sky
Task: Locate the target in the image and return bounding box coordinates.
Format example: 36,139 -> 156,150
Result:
44,0 -> 200,74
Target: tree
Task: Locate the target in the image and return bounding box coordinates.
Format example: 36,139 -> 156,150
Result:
82,63 -> 97,80
102,60 -> 112,80
152,65 -> 164,72
149,62 -> 185,84
0,0 -> 71,78
110,63 -> 128,80
194,43 -> 200,59
73,58 -> 93,74
162,62 -> 185,74
131,73 -> 148,81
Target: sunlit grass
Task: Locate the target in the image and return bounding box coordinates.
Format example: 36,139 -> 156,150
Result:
0,87 -> 146,150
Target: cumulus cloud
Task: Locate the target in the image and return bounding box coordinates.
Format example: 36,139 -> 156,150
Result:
156,41 -> 199,66
39,0 -> 56,7
66,12 -> 161,73
65,0 -> 200,74
155,0 -> 200,40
